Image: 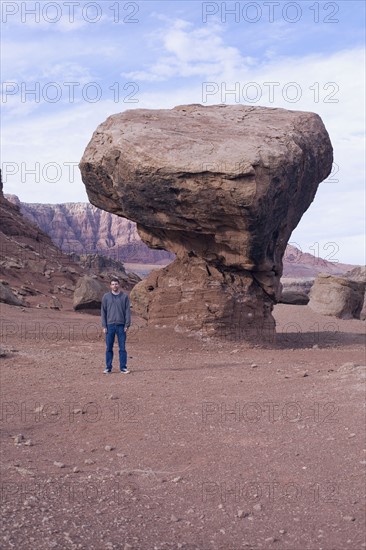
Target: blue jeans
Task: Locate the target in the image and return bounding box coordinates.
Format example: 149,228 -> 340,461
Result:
105,324 -> 127,371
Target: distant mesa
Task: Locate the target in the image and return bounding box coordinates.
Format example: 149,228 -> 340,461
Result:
80,104 -> 333,340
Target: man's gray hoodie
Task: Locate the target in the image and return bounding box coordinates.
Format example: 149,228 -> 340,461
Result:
101,292 -> 131,328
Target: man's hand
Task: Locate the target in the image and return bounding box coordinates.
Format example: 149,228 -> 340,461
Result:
124,326 -> 129,333
102,328 -> 107,334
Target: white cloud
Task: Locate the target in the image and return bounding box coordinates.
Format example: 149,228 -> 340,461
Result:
124,20 -> 254,81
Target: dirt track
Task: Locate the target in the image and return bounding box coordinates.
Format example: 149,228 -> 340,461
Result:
1,302 -> 365,550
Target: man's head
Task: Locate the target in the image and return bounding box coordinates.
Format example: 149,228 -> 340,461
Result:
110,277 -> 120,292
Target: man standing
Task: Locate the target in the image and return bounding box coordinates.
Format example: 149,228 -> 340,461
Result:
101,277 -> 131,374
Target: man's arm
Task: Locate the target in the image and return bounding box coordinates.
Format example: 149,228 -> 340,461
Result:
101,294 -> 108,329
125,294 -> 131,329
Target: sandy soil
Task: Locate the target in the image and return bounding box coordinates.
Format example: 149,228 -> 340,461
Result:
0,302 -> 365,550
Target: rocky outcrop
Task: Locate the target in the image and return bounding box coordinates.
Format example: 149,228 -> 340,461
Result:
308,273 -> 365,319
80,104 -> 333,339
0,172 -> 87,307
73,275 -> 106,310
69,253 -> 141,288
344,266 -> 366,320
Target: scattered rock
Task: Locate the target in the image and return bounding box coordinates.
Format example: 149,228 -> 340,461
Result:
104,445 -> 114,452
49,296 -> 62,310
73,275 -> 106,310
280,289 -> 310,305
309,274 -> 365,319
0,282 -> 24,306
53,461 -> 65,468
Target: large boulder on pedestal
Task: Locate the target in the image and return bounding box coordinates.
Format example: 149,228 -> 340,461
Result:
79,104 -> 333,340
308,273 -> 365,319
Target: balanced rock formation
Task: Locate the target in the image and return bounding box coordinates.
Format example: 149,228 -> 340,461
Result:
308,273 -> 365,319
80,104 -> 333,339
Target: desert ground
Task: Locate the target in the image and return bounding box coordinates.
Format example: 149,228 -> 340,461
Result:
1,300 -> 365,550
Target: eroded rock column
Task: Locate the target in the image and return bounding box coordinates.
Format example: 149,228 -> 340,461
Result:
79,104 -> 333,340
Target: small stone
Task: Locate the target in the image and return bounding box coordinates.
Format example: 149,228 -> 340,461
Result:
265,537 -> 278,543
237,510 -> 246,518
170,514 -> 179,522
24,440 -> 33,446
35,406 -> 44,413
251,363 -> 258,368
172,476 -> 182,483
105,445 -> 114,452
73,467 -> 80,473
342,516 -> 356,522
279,529 -> 286,534
312,344 -> 319,349
14,434 -> 24,444
253,503 -> 262,511
84,459 -> 95,465
348,433 -> 356,438
303,372 -> 309,377
53,462 -> 65,468
109,395 -> 119,400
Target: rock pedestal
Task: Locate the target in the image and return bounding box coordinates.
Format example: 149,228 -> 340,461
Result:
80,104 -> 333,339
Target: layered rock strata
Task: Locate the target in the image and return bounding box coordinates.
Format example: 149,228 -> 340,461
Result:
80,104 -> 333,339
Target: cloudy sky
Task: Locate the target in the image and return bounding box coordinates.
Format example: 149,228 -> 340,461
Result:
1,0 -> 365,264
